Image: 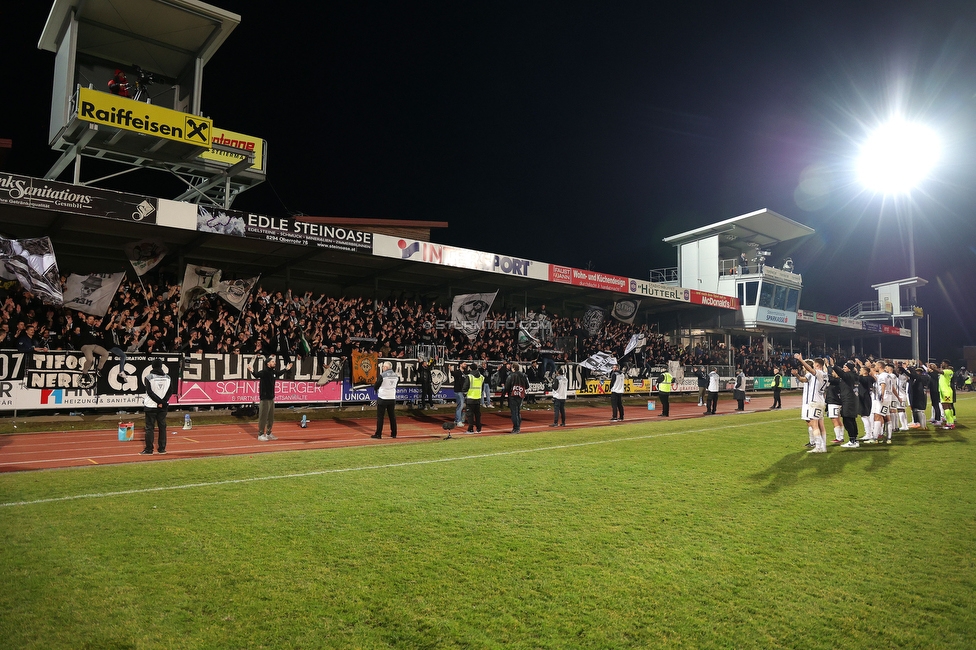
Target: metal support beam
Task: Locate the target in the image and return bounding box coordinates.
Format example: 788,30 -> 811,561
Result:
45,125 -> 98,180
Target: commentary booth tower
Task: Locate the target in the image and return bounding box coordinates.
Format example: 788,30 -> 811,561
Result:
39,0 -> 265,208
662,209 -> 814,334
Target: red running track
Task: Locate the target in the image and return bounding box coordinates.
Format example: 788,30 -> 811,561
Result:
0,394 -> 803,472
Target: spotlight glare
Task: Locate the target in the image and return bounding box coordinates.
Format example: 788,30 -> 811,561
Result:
856,120 -> 940,194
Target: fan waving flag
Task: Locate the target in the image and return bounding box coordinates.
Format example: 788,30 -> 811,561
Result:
63,272 -> 125,316
0,236 -> 62,305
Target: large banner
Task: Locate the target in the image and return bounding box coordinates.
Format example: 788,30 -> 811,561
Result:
196,205 -> 372,253
0,236 -> 62,306
77,87 -> 212,147
372,233 -> 550,281
0,172 -> 158,225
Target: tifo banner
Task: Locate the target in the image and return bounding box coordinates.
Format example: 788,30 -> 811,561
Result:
0,236 -> 62,306
62,272 -> 125,316
196,204 -> 372,253
0,172 -> 158,225
352,351 -> 379,386
372,233 -> 550,281
77,87 -> 212,147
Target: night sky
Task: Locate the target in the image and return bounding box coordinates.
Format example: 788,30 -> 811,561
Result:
3,1 -> 976,360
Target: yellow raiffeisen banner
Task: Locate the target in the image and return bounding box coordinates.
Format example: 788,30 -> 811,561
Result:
77,87 -> 212,147
199,128 -> 266,171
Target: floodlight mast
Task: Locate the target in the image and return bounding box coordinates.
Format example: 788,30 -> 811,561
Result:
857,119 -> 940,361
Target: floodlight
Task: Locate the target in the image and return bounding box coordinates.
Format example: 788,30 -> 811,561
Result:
856,119 -> 940,194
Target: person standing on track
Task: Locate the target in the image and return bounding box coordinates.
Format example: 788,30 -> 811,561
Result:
550,367 -> 567,427
609,363 -> 625,421
657,367 -> 674,417
733,367 -> 747,411
372,361 -> 399,439
418,359 -> 434,410
140,359 -> 174,455
695,366 -> 708,407
505,362 -> 529,433
453,362 -> 468,426
704,367 -> 720,415
771,366 -> 783,409
462,364 -> 485,433
247,355 -> 293,441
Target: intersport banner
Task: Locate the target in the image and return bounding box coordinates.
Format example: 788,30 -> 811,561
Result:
372,233 -> 550,281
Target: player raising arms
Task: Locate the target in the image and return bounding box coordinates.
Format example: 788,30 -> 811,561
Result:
793,353 -> 828,453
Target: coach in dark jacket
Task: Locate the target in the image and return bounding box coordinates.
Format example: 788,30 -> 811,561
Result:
831,359 -> 859,444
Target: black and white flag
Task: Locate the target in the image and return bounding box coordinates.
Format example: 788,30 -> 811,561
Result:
611,299 -> 640,324
582,306 -> 605,337
316,357 -> 344,386
123,239 -> 168,276
179,264 -> 259,318
623,332 -> 647,357
451,291 -> 498,341
580,351 -> 617,375
63,272 -> 125,316
214,275 -> 259,311
0,236 -> 62,305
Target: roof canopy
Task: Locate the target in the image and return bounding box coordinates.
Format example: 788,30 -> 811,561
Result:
39,0 -> 240,80
663,208 -> 815,254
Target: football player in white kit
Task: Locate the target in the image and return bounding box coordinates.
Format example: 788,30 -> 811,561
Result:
793,353 -> 828,453
894,364 -> 911,430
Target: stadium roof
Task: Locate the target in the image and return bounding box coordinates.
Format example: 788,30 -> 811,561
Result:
0,179 -> 712,319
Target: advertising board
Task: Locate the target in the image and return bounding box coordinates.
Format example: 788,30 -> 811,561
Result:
372,234 -> 550,281
0,172 -> 157,224
77,87 -> 212,147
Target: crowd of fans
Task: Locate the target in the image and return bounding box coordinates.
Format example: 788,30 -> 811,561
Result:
0,275 -> 852,376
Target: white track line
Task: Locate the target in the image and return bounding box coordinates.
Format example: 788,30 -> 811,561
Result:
0,417 -> 794,508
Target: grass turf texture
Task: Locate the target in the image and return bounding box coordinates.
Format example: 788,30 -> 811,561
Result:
1,398 -> 973,648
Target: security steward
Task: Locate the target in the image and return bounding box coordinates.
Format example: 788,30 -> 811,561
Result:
657,368 -> 674,417
462,364 -> 485,433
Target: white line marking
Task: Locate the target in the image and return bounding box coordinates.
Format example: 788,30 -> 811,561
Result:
0,417 -> 796,508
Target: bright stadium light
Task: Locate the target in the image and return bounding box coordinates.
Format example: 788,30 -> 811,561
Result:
856,117 -> 940,361
856,119 -> 940,194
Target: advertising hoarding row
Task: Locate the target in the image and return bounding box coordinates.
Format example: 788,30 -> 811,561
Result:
0,352 -> 799,413
373,234 -> 739,310
797,310 -> 911,337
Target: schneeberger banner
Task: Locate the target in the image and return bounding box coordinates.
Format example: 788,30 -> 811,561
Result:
77,87 -> 212,147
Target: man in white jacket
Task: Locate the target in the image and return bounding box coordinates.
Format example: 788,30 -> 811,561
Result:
371,361 -> 400,439
141,359 -> 174,455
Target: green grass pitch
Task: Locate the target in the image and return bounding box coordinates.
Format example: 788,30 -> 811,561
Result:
1,397 -> 974,649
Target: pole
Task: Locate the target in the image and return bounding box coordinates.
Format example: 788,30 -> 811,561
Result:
906,203 -> 920,360
926,313 -> 931,362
